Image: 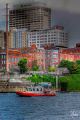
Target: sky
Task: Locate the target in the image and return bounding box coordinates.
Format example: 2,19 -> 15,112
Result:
0,0 -> 80,48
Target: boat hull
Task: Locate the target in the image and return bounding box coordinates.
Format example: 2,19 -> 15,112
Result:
16,91 -> 55,97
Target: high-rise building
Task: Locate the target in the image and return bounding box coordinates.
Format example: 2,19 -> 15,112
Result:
27,25 -> 69,48
9,2 -> 51,32
8,29 -> 28,48
0,30 -> 5,48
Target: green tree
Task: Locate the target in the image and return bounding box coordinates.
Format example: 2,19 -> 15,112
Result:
48,67 -> 56,72
18,58 -> 28,74
32,66 -> 39,71
48,67 -> 52,72
76,60 -> 80,65
58,59 -> 74,73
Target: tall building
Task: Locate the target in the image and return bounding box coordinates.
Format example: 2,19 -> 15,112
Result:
0,30 -> 5,48
27,25 -> 69,48
9,2 -> 51,32
8,29 -> 28,48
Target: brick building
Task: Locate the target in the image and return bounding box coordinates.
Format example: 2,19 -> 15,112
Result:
60,43 -> 80,61
41,44 -> 60,69
0,45 -> 45,71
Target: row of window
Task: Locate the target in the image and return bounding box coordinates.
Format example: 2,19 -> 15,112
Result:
8,58 -> 20,63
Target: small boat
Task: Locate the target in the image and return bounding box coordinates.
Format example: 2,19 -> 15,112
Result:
16,86 -> 56,97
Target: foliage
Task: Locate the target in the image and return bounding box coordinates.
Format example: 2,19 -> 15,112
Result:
32,66 -> 39,71
48,68 -> 52,72
27,74 -> 60,87
0,69 -> 5,72
48,67 -> 56,72
18,58 -> 28,73
59,74 -> 80,91
58,59 -> 75,73
76,59 -> 80,65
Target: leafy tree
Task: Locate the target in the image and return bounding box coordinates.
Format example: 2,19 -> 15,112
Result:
18,58 -> 28,74
76,60 -> 80,65
58,59 -> 74,73
51,66 -> 56,72
72,64 -> 80,74
48,67 -> 52,72
48,67 -> 56,72
32,66 -> 39,71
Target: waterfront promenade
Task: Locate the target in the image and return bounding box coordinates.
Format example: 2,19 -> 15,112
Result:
0,74 -> 61,93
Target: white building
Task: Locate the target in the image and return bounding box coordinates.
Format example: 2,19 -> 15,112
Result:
27,25 -> 69,48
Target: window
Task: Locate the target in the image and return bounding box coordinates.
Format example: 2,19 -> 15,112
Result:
41,59 -> 43,62
41,54 -> 43,57
29,59 -> 30,63
12,58 -> 14,63
8,57 -> 10,62
12,64 -> 14,68
52,50 -> 58,53
18,58 -> 20,62
53,54 -> 58,58
15,58 -> 17,63
2,55 -> 3,59
4,60 -> 5,64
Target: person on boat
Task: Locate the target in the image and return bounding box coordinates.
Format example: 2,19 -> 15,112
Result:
44,89 -> 47,93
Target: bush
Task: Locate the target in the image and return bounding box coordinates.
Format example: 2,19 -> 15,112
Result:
59,74 -> 80,91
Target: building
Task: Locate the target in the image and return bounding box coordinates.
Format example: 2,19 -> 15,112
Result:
43,44 -> 60,69
60,43 -> 80,61
0,30 -> 5,48
9,2 -> 51,32
27,25 -> 69,48
8,29 -> 28,48
0,45 -> 45,70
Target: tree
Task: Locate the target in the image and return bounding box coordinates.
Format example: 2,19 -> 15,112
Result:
76,60 -> 80,65
58,59 -> 74,73
32,66 -> 39,71
48,67 -> 56,72
18,58 -> 28,74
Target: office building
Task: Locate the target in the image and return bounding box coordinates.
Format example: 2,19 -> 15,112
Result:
27,25 -> 69,48
8,29 -> 28,48
9,2 -> 51,31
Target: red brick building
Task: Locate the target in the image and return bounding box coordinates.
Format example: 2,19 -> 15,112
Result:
41,44 -> 60,69
0,45 -> 45,71
60,43 -> 80,61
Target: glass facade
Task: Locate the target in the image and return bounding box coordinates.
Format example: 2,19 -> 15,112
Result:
13,29 -> 27,48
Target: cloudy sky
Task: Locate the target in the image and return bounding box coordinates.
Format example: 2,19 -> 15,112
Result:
0,0 -> 80,48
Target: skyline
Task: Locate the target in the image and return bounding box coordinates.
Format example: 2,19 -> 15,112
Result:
0,0 -> 80,48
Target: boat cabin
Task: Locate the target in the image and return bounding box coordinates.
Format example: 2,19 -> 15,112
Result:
26,86 -> 44,93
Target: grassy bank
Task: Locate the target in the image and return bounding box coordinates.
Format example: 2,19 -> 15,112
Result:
59,74 -> 80,91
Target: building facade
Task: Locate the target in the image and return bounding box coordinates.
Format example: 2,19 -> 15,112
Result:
27,25 -> 69,48
60,44 -> 80,61
8,29 -> 28,48
9,2 -> 51,32
0,30 -> 5,48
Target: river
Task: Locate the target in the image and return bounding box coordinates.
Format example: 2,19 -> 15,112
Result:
0,92 -> 80,120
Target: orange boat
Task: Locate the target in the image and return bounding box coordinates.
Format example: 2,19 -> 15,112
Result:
16,86 -> 56,97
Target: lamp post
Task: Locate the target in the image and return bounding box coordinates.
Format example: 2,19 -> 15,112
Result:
56,75 -> 58,88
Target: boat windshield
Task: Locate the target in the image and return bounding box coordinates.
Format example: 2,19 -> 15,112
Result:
27,88 -> 32,91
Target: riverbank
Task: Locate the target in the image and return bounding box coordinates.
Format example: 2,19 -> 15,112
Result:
0,86 -> 61,93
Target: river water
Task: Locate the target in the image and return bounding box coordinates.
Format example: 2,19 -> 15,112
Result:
0,92 -> 80,120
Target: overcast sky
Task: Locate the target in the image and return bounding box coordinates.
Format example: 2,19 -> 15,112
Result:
0,0 -> 80,48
